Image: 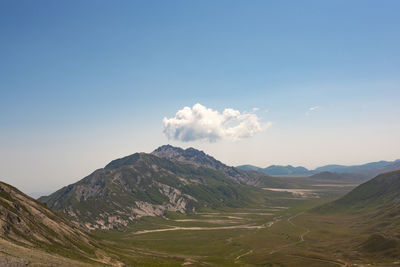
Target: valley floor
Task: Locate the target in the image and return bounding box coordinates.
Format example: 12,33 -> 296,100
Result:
5,178 -> 398,266
93,200 -> 343,266
92,181 -> 400,266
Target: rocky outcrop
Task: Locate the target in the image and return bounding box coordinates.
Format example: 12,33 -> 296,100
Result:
68,181 -> 198,230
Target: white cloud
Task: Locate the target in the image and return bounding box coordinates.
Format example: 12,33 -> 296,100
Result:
163,103 -> 270,142
306,106 -> 320,115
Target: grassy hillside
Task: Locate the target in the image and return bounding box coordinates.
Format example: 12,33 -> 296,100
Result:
299,170 -> 400,262
316,170 -> 400,212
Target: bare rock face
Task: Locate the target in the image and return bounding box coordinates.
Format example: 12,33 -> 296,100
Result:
74,181 -> 198,230
39,145 -> 275,230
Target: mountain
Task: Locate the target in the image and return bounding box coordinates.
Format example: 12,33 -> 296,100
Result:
236,164 -> 264,172
152,145 -> 264,185
237,159 -> 400,179
318,170 -> 400,212
152,145 -> 291,187
355,161 -> 400,180
0,181 -> 118,266
263,165 -> 310,175
314,160 -> 400,182
315,159 -> 400,174
237,164 -> 311,175
312,170 -> 400,258
39,145 -> 286,230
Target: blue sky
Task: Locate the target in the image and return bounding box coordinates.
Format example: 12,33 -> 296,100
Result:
1,1 -> 400,195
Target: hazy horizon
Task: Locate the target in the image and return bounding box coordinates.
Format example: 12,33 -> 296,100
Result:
1,1 -> 400,195
7,143 -> 400,197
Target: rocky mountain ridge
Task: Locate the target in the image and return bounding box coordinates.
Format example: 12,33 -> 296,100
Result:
39,145 -> 282,230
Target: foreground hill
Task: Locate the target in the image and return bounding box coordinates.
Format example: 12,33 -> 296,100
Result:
309,170 -> 400,260
39,145 -> 287,230
0,181 -> 118,266
317,170 -> 400,212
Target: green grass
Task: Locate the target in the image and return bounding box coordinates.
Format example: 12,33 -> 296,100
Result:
31,172 -> 400,266
91,193 -> 340,266
87,179 -> 400,266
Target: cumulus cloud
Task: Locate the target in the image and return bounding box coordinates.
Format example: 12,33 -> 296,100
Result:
163,103 -> 270,142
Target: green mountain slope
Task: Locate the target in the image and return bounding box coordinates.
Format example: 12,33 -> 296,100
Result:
317,170 -> 400,212
39,146 -> 286,230
310,170 -> 400,259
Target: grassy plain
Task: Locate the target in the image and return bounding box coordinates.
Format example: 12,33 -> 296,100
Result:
92,178 -> 388,266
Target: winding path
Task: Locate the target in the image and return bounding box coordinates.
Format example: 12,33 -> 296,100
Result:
269,212 -> 310,255
133,224 -> 265,235
288,254 -> 346,267
269,213 -> 347,266
234,249 -> 253,262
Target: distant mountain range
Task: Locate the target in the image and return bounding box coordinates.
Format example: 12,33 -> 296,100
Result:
38,145 -> 289,230
237,159 -> 400,178
314,159 -> 400,174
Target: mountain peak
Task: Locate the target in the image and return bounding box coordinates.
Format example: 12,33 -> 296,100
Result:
152,145 -> 262,185
152,145 -> 210,164
153,144 -> 206,157
152,144 -> 184,156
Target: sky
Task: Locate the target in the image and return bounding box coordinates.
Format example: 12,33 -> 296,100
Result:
1,0 -> 400,196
